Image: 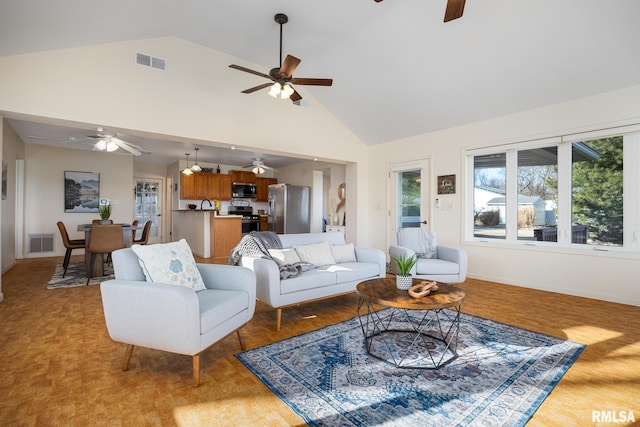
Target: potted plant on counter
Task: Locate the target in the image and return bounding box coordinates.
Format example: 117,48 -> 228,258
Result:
390,254 -> 417,290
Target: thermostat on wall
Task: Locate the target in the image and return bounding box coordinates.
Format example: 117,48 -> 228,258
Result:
99,198 -> 110,206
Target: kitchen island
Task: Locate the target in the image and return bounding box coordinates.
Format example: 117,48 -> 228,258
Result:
172,210 -> 242,259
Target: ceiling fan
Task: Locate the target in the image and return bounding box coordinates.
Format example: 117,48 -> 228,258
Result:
229,13 -> 333,104
241,158 -> 277,175
374,0 -> 466,22
28,131 -> 144,156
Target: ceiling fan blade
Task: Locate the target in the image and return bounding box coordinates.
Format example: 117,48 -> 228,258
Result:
279,55 -> 301,79
242,82 -> 274,94
113,139 -> 141,156
290,77 -> 333,86
290,89 -> 303,103
444,0 -> 466,22
229,64 -> 273,80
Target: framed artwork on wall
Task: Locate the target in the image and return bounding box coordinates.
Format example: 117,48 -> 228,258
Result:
437,174 -> 456,195
64,171 -> 100,212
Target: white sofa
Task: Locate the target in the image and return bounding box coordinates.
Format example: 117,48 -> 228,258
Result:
238,232 -> 386,331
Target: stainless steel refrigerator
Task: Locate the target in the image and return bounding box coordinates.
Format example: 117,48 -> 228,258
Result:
268,183 -> 310,234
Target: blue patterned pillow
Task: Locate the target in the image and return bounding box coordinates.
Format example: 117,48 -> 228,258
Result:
131,239 -> 206,291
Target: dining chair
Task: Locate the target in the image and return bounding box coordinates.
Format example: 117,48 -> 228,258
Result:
132,221 -> 152,245
56,221 -> 86,277
87,224 -> 127,285
131,220 -> 139,239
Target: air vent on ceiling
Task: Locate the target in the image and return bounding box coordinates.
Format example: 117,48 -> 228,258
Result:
136,53 -> 166,71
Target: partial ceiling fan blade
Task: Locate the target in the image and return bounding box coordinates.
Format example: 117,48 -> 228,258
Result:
279,55 -> 301,79
242,82 -> 274,94
444,0 -> 466,22
113,139 -> 141,156
290,89 -> 303,103
290,77 -> 333,86
229,64 -> 273,80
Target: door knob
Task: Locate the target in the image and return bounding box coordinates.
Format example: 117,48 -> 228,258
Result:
421,220 -> 428,225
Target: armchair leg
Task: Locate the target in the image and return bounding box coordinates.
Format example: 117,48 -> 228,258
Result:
236,328 -> 246,351
276,308 -> 282,332
122,344 -> 134,371
192,354 -> 201,387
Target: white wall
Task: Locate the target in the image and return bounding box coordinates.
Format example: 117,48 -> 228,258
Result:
1,119 -> 24,274
369,85 -> 640,306
25,144 -> 134,258
0,36 -> 370,244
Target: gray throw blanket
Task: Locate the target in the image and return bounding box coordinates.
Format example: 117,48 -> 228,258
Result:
228,231 -> 313,279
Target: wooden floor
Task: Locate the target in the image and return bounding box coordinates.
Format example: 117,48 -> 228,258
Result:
1,255 -> 639,426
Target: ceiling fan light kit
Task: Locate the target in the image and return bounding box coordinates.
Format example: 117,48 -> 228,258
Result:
229,13 -> 333,104
93,137 -> 118,152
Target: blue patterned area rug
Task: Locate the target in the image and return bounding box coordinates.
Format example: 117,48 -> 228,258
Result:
236,310 -> 585,426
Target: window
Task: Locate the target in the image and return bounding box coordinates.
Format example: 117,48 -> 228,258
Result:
473,153 -> 506,239
467,125 -> 639,252
397,170 -> 422,229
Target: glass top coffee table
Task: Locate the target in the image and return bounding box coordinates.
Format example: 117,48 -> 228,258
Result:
356,277 -> 465,369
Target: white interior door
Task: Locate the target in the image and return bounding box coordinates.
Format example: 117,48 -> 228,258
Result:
389,160 -> 430,245
134,178 -> 163,244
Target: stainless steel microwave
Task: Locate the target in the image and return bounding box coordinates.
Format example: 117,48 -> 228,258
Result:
232,182 -> 257,199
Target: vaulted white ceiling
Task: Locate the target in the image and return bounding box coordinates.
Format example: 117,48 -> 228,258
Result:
2,0 -> 640,150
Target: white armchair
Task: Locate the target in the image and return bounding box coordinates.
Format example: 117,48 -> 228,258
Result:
389,228 -> 467,283
100,247 -> 256,387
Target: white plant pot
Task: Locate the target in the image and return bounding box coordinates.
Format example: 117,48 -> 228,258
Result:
396,274 -> 413,290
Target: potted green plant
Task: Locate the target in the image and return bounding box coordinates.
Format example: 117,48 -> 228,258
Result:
391,254 -> 417,290
98,204 -> 112,224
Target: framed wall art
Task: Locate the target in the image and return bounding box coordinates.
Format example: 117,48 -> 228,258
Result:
64,171 -> 100,212
437,174 -> 456,195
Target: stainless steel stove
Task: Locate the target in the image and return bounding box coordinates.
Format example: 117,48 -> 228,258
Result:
228,205 -> 261,233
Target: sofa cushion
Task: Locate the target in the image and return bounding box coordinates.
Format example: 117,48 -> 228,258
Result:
131,239 -> 206,291
268,248 -> 301,266
198,289 -> 248,334
280,268 -> 338,295
324,262 -> 380,283
331,243 -> 357,263
294,241 -> 336,267
415,258 -> 459,275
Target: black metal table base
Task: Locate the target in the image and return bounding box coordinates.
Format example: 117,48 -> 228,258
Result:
357,298 -> 462,369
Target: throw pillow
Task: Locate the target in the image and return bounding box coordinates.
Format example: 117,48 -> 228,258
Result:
294,241 -> 336,267
131,239 -> 206,291
331,243 -> 357,263
268,248 -> 301,266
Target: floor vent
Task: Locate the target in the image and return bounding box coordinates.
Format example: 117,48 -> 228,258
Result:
29,233 -> 54,253
136,52 -> 166,71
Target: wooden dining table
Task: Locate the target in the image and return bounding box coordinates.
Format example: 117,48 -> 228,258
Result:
77,223 -> 138,277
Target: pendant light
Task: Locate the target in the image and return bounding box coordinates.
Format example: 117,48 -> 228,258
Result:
191,147 -> 202,172
182,153 -> 193,175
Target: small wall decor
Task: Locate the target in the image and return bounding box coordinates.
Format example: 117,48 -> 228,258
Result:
437,174 -> 456,195
64,171 -> 100,212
